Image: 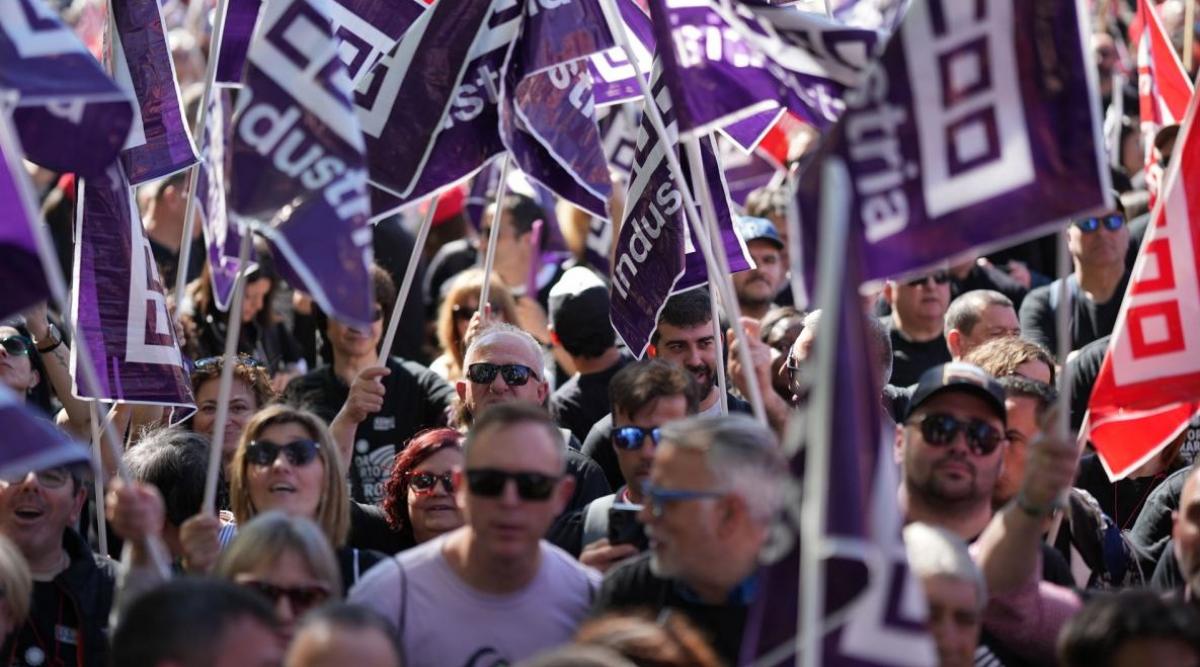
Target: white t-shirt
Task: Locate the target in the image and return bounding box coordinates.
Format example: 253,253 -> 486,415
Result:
348,529 -> 601,667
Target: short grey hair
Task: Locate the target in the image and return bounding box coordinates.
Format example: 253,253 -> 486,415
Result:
659,414 -> 786,523
944,289 -> 1013,336
903,522 -> 987,611
791,309 -> 893,387
464,322 -> 543,370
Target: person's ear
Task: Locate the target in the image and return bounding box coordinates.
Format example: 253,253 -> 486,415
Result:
536,380 -> 548,405
27,369 -> 40,391
548,329 -> 560,347
647,344 -> 657,358
553,474 -> 576,516
716,494 -> 745,538
946,329 -> 962,359
882,280 -> 896,305
455,380 -> 468,403
453,468 -> 469,510
70,484 -> 87,525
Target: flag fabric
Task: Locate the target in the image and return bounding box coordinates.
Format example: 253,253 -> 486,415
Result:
792,0 -> 1109,299
517,0 -> 612,75
600,104 -> 641,176
1087,89 -> 1200,481
213,0 -> 262,85
1135,0 -> 1192,198
110,0 -> 199,184
0,0 -> 133,177
0,108 -> 51,320
589,0 -> 655,107
228,0 -> 375,328
721,107 -> 786,153
327,0 -> 429,85
72,161 -> 194,408
673,133 -> 753,293
721,136 -> 783,206
0,386 -> 91,479
648,0 -> 877,137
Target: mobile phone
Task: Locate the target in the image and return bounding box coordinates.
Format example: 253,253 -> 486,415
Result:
608,502 -> 648,550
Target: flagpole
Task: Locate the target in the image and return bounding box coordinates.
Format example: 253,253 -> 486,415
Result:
796,156 -> 850,667
1055,228 -> 1073,441
709,286 -> 730,415
598,0 -> 765,420
201,228 -> 254,515
89,402 -> 109,556
784,167 -> 808,309
174,0 -> 236,308
376,196 -> 439,365
1185,0 -> 1196,73
478,154 -> 513,310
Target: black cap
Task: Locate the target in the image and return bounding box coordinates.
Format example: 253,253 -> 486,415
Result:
905,362 -> 1007,425
549,267 -> 610,338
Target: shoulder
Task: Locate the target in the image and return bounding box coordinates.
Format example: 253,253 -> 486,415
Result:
595,553 -> 662,609
541,540 -> 602,588
727,393 -> 753,414
1021,283 -> 1053,310
581,414 -> 615,456
284,366 -> 338,396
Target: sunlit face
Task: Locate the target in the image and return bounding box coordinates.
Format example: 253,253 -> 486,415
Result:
922,574 -> 981,667
898,392 -> 1006,512
890,276 -> 951,327
327,301 -> 383,360
0,467 -> 85,565
455,332 -> 548,418
406,447 -> 465,543
0,326 -> 37,395
993,395 -> 1039,507
613,396 -> 690,504
955,305 -> 1020,359
242,277 -> 271,324
233,548 -> 332,642
1068,214 -> 1129,270
639,442 -> 726,583
1173,472 -> 1200,590
732,240 -> 786,310
194,377 -> 260,470
1013,360 -> 1053,385
245,423 -> 325,521
653,321 -> 717,399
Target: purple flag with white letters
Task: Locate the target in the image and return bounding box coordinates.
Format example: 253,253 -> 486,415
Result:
0,110 -> 50,320
672,134 -> 753,293
111,0 -> 199,184
588,0 -> 655,107
0,386 -> 91,477
327,0 -> 428,85
518,0 -> 612,75
793,0 -> 1109,300
599,105 -> 640,177
214,0 -> 262,85
194,90 -> 253,311
720,137 -> 782,206
0,0 -> 133,177
228,0 -> 375,328
72,161 -> 194,408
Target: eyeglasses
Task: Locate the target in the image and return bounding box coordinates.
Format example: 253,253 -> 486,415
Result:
192,353 -> 264,371
465,468 -> 559,501
611,426 -> 662,451
409,471 -> 454,494
909,413 -> 1005,456
452,304 -> 478,322
240,580 -> 330,614
245,439 -> 321,467
0,466 -> 72,489
1074,214 -> 1125,233
0,335 -> 33,357
466,362 -> 538,387
905,271 -> 950,287
641,481 -> 725,518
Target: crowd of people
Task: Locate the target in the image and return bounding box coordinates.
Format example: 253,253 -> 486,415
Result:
5,0 -> 1200,666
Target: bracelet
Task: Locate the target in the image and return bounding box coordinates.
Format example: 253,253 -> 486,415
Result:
34,323 -> 63,354
1015,491 -> 1058,519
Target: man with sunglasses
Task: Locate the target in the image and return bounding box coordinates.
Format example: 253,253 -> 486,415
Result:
350,403 -> 600,667
882,271 -> 953,387
1019,203 -> 1132,356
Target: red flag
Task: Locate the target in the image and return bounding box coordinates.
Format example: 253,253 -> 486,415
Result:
1088,84 -> 1200,480
1137,0 -> 1193,199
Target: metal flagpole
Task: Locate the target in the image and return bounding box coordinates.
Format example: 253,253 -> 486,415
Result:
478,155 -> 513,310
376,196 -> 440,365
89,402 -> 108,556
1186,0 -> 1196,74
201,229 -> 254,514
598,0 -> 765,420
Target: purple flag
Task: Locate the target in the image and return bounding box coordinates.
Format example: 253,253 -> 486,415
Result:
355,1 -> 517,202
228,0 -> 375,328
0,110 -> 50,320
0,386 -> 91,478
0,0 -> 133,177
72,161 -> 194,408
214,0 -> 263,86
585,214 -> 612,276
721,106 -> 784,153
672,134 -> 754,293
328,0 -> 428,85
588,0 -> 655,107
520,0 -> 612,74
111,0 -> 199,184
194,90 -> 253,311
793,0 -> 1109,299
599,105 -> 640,177
721,138 -> 782,206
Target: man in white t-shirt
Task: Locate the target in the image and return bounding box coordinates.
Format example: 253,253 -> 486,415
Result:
349,401 -> 600,666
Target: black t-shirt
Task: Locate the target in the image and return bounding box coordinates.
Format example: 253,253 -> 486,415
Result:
282,357 -> 455,504
885,321 -> 951,388
372,217 -> 428,363
1019,272 -> 1130,356
347,501 -> 413,556
564,444 -> 613,516
593,553 -> 749,665
1074,453 -> 1178,532
550,355 -> 631,443
336,546 -> 386,595
1130,465 -> 1193,575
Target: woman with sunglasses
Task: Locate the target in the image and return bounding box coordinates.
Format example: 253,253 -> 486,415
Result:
431,268 -> 519,383
188,354 -> 276,488
375,429 -> 465,552
214,512 -> 341,641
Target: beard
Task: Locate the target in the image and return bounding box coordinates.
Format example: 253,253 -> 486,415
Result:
910,453 -> 989,507
685,362 -> 716,396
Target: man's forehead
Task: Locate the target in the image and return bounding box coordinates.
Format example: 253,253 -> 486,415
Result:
656,321 -> 715,344
467,332 -> 540,366
919,391 -> 1003,426
469,421 -> 559,468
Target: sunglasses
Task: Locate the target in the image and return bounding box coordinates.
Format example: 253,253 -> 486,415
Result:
245,439 -> 321,467
240,580 -> 329,614
192,353 -> 264,371
465,468 -> 559,501
905,271 -> 950,287
611,425 -> 662,451
0,335 -> 33,357
409,471 -> 455,494
1074,214 -> 1125,233
0,466 -> 72,489
909,413 -> 1005,456
641,481 -> 725,518
466,362 -> 538,386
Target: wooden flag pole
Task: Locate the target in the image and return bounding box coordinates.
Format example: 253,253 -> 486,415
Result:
1186,0 -> 1196,74
89,402 -> 108,557
478,155 -> 513,310
376,196 -> 440,365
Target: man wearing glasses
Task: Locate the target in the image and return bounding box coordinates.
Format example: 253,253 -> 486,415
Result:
591,415 -> 786,665
349,402 -> 600,667
881,270 -> 954,386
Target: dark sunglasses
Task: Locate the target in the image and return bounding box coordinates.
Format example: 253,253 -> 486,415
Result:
465,468 -> 559,501
245,439 -> 321,467
906,271 -> 950,287
241,580 -> 329,613
1074,214 -> 1125,233
0,335 -> 33,357
409,471 -> 455,494
193,353 -> 264,371
611,425 -> 662,451
910,413 -> 1005,456
466,362 -> 538,386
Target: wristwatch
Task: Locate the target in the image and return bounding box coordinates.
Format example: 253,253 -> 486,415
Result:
33,322 -> 63,354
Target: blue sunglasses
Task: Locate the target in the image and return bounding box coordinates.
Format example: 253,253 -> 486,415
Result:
1074,215 -> 1124,233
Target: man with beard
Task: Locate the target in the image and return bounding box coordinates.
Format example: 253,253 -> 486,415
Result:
730,217 -> 787,322
882,271 -> 953,386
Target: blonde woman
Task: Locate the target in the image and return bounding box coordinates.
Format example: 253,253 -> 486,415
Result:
0,535 -> 30,644
431,268 -> 519,382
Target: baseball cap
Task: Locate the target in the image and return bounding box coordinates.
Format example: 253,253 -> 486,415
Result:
418,185 -> 466,226
548,267 -> 610,337
905,362 -> 1007,426
735,216 -> 784,250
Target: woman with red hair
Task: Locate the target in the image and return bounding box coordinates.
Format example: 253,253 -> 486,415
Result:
380,428 -> 465,549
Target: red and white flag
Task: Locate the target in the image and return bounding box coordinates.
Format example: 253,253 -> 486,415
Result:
1088,83 -> 1200,481
1136,0 -> 1193,198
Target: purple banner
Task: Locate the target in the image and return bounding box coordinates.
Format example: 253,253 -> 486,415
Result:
599,104 -> 640,177
0,386 -> 91,477
588,0 -> 654,106
721,138 -> 782,207
793,0 -> 1109,300
328,0 -> 427,85
673,134 -> 753,293
228,0 -> 375,328
0,111 -> 50,321
195,90 -> 253,311
519,0 -> 612,75
0,0 -> 134,177
112,0 -> 199,184
585,214 -> 612,276
214,0 -> 262,85
721,107 -> 784,153
72,162 -> 194,408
